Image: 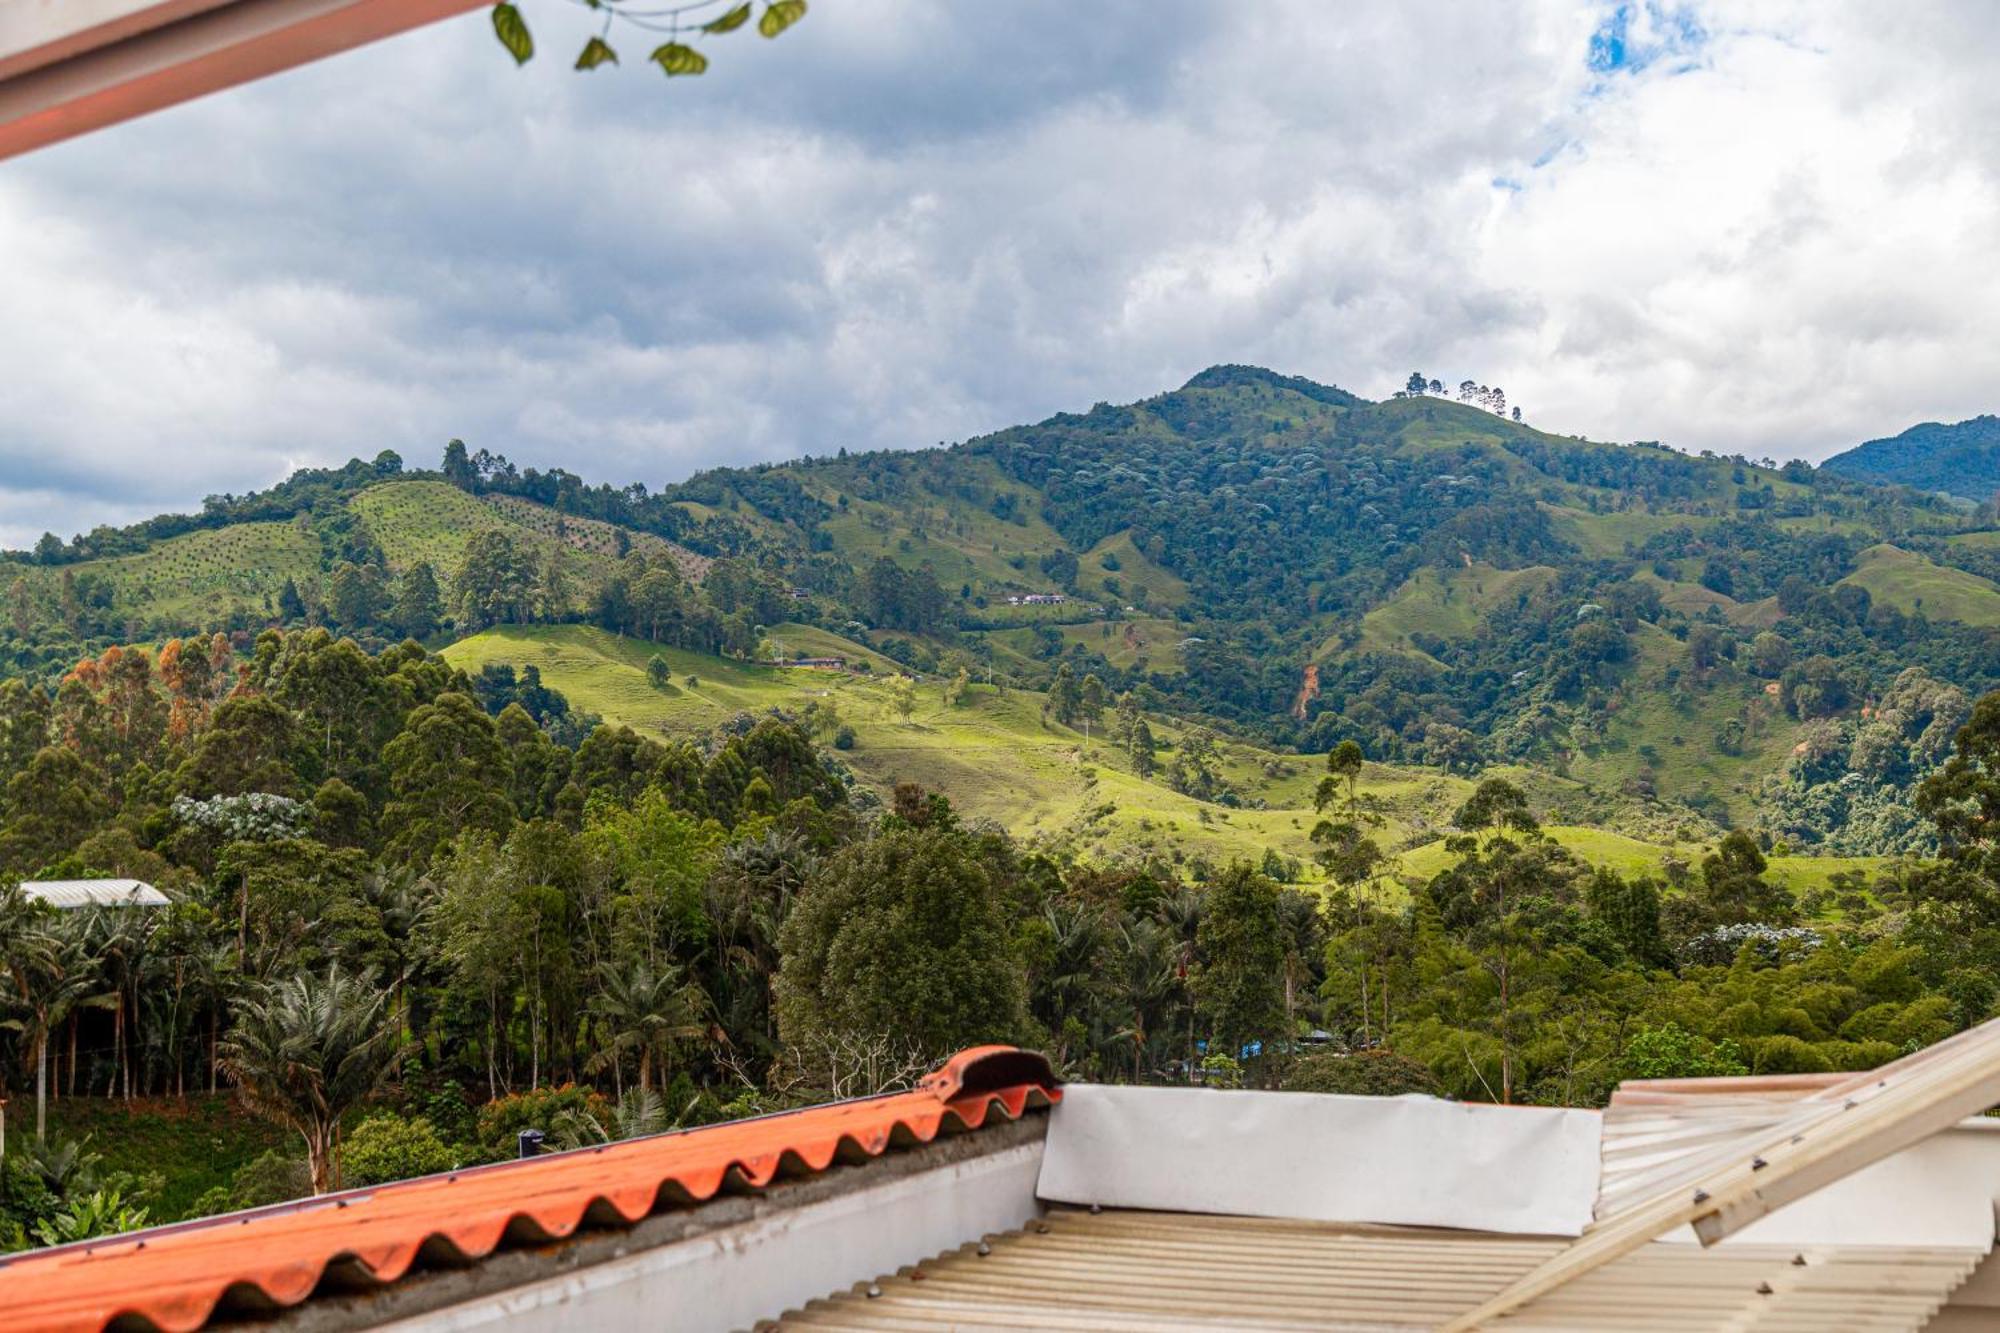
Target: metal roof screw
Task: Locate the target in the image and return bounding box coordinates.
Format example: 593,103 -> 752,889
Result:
1751,1157 -> 1768,1171
1791,1254 -> 1808,1267
1843,1099 -> 1857,1111
1756,1282 -> 1774,1296
1790,1135 -> 1804,1145
1089,1203 -> 1102,1215
865,1284 -> 882,1300
976,1241 -> 992,1257
1692,1189 -> 1710,1205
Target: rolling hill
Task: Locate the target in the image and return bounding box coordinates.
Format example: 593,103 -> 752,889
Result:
1820,415 -> 2000,502
4,365 -> 1996,863
439,623 -> 1884,895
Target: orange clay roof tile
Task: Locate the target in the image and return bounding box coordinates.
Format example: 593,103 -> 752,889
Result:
0,1045 -> 1060,1333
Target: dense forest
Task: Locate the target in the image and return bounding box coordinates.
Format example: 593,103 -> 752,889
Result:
3,366 -> 2000,1250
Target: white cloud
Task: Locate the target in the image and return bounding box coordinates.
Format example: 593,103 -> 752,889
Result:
2,1 -> 1997,546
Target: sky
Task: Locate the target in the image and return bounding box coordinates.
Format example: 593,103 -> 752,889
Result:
3,0 -> 1999,547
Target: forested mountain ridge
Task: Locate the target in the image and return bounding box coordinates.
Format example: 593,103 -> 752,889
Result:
1820,414 -> 2000,503
4,366 -> 1999,851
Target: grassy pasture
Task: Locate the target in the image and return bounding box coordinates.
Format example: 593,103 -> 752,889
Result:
1838,543 -> 2000,627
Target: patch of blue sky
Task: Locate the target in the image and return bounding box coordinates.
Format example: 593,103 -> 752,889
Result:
1586,2 -> 1708,79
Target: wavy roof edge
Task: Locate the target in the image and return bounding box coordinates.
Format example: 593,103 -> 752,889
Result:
0,1045 -> 1061,1333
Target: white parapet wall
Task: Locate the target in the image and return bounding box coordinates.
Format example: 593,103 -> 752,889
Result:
1038,1084 -> 1604,1235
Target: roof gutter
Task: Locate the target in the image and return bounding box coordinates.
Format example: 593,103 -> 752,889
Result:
0,0 -> 486,162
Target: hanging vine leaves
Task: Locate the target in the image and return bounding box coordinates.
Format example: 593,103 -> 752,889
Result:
651,42 -> 710,77
491,3 -> 534,66
702,3 -> 754,35
758,1 -> 808,39
492,1 -> 804,79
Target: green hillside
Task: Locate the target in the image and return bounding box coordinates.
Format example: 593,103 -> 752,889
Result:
4,366 -> 1994,864
1821,415 -> 2000,501
1838,544 -> 2000,627
439,623 -> 1881,898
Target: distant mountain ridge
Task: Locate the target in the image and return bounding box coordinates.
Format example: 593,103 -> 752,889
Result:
1820,416 -> 2000,502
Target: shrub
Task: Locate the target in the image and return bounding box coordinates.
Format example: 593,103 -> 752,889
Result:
1620,1023 -> 1749,1081
1282,1050 -> 1440,1098
339,1114 -> 458,1187
474,1084 -> 610,1161
234,1149 -> 313,1205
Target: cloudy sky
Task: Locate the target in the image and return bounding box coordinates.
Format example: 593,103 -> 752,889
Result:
3,1 -> 1998,547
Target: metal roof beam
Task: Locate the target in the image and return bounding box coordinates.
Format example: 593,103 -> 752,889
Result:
0,0 -> 484,162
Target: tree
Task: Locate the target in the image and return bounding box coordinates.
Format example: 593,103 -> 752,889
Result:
775,826 -> 1026,1057
1079,674 -> 1107,737
585,959 -> 710,1095
277,577 -> 307,623
1129,719 -> 1157,777
391,563 -> 443,640
537,547 -> 571,622
1046,663 -> 1079,727
646,654 -> 672,690
219,965 -> 404,1193
1918,690 -> 2000,881
176,697 -> 308,799
454,530 -> 538,629
381,692 -> 514,866
327,562 -> 381,630
1454,778 -> 1538,843
0,746 -> 110,873
0,896 -> 88,1139
1193,864 -> 1287,1065
889,675 -> 917,722
441,438 -> 477,490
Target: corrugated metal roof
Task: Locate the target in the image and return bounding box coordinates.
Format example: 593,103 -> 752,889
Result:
1597,1072 -> 1849,1220
769,1208 -> 1980,1331
20,879 -> 169,909
1444,1013 -> 2000,1331
0,1045 -> 1059,1333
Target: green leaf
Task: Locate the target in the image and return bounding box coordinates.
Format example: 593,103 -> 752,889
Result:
758,0 -> 807,39
575,36 -> 619,70
491,3 -> 533,65
650,42 -> 710,76
702,3 -> 753,34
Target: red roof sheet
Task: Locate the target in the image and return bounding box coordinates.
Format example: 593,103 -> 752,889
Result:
0,1046 -> 1060,1333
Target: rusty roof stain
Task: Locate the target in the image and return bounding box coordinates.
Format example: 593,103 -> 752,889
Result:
0,1046 -> 1059,1333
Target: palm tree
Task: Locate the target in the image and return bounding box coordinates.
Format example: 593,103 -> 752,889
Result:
1156,884 -> 1205,1073
548,1085 -> 680,1151
0,901 -> 97,1139
1110,918 -> 1178,1081
219,965 -> 405,1193
584,959 -> 710,1097
1034,901 -> 1106,1069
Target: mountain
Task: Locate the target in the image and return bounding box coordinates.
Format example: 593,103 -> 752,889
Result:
4,365 -> 1997,853
1820,415 -> 2000,502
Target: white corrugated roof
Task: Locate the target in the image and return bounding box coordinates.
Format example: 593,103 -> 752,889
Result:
772,1209 -> 1983,1331
20,879 -> 169,909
